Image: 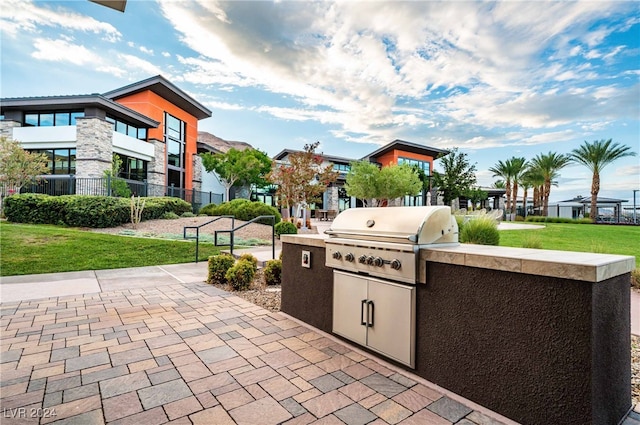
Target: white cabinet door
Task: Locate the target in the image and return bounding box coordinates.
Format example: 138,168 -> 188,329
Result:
333,271 -> 368,346
366,278 -> 415,367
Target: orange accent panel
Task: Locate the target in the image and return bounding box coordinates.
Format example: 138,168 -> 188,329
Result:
374,150 -> 435,174
116,91 -> 199,190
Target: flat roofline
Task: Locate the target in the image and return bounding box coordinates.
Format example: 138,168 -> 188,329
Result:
0,95 -> 159,128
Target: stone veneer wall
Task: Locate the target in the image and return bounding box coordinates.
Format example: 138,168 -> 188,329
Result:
326,186 -> 339,211
0,120 -> 21,139
75,117 -> 112,176
147,139 -> 166,196
192,154 -> 202,193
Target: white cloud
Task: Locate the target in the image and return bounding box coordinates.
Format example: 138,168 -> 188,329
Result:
157,0 -> 637,148
1,0 -> 120,41
615,164 -> 640,177
31,38 -> 101,66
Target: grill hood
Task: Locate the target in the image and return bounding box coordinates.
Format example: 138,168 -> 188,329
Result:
325,206 -> 458,245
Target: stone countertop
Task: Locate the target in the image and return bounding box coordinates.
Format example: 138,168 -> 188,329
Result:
281,235 -> 635,283
421,244 -> 636,283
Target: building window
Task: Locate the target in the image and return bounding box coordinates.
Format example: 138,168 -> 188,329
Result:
398,157 -> 431,175
105,116 -> 148,141
165,112 -> 185,189
115,154 -> 148,182
28,149 -> 76,175
333,163 -> 351,172
23,111 -> 84,127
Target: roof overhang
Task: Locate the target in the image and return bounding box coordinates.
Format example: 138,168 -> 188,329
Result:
362,139 -> 450,161
89,0 -> 127,12
103,75 -> 212,120
0,95 -> 159,128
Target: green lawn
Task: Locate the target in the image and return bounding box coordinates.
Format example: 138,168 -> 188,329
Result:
499,223 -> 640,264
0,222 -> 221,276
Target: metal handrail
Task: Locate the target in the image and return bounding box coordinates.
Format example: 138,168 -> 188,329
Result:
216,215 -> 276,259
183,216 -> 234,262
183,215 -> 276,263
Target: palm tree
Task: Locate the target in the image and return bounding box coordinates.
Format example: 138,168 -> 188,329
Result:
569,139 -> 637,221
508,157 -> 528,217
530,152 -> 571,216
489,160 -> 513,217
524,167 -> 545,216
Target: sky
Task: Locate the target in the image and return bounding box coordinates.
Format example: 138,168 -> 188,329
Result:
1,0 -> 639,203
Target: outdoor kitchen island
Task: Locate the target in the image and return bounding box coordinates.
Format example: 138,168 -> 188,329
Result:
280,211 -> 635,425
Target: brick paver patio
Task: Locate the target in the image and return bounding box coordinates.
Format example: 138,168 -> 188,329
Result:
0,278 -> 512,424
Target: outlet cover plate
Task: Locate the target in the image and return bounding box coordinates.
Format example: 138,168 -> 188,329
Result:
301,250 -> 311,268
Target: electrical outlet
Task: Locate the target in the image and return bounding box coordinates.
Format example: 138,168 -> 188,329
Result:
301,250 -> 311,268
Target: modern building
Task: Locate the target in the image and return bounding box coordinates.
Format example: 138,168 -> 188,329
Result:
0,75 -> 212,199
265,139 -> 449,214
548,196 -> 629,222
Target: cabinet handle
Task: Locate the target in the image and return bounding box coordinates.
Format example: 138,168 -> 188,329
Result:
367,300 -> 374,327
360,299 -> 367,326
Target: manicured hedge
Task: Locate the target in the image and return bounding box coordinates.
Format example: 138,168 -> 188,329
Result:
200,199 -> 281,224
4,194 -> 192,228
525,216 -> 593,224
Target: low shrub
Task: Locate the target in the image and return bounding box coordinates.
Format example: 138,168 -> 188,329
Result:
275,221 -> 298,237
201,199 -> 281,224
263,259 -> 282,286
460,215 -> 500,245
631,268 -> 640,291
207,253 -> 235,284
4,194 -> 192,228
225,259 -> 256,290
525,216 -> 593,224
160,211 -> 180,219
198,203 -> 217,216
515,215 -> 524,222
63,196 -> 129,228
143,197 -> 192,220
181,212 -> 196,218
454,215 -> 466,235
238,253 -> 258,271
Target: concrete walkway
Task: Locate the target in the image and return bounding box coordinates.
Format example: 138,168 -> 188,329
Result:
1,263 -> 527,425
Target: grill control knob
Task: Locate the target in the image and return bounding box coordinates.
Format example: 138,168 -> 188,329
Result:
390,259 -> 402,270
332,251 -> 342,260
345,253 -> 355,262
358,255 -> 368,264
366,256 -> 375,265
373,257 -> 384,267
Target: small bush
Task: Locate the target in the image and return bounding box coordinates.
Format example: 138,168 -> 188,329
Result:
160,211 -> 180,219
207,254 -> 235,284
181,211 -> 196,218
201,199 -> 281,224
225,259 -> 256,290
275,221 -> 298,237
460,215 -> 500,245
143,197 -> 192,220
454,215 -> 466,235
263,259 -> 282,286
238,253 -> 258,271
515,215 -> 524,222
521,234 -> 543,249
525,216 -> 593,224
198,203 -> 217,216
631,268 -> 640,291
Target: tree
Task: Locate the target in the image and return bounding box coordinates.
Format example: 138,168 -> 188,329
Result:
201,148 -> 272,202
530,152 -> 570,216
0,137 -> 48,193
519,168 -> 542,218
267,142 -> 338,219
508,157 -> 528,216
433,148 -> 477,207
464,187 -> 488,211
103,154 -> 131,197
345,161 -> 422,207
569,139 -> 637,221
489,160 -> 514,215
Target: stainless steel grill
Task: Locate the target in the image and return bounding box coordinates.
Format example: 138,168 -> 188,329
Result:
326,206 -> 458,368
325,206 -> 458,284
